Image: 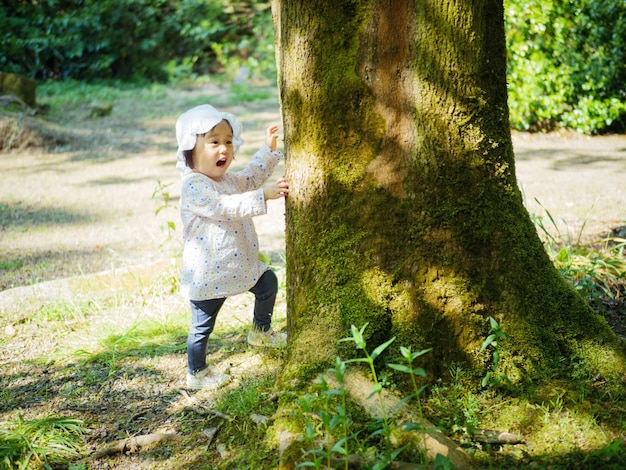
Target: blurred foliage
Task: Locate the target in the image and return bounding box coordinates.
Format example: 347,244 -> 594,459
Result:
0,0 -> 275,82
506,0 -> 626,134
2,0 -> 626,134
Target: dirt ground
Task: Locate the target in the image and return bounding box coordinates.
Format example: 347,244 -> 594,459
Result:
512,130 -> 626,241
0,83 -> 288,290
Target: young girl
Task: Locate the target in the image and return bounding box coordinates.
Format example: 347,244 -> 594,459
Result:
175,104 -> 289,390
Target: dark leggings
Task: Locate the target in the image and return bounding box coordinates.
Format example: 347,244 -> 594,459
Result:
187,269 -> 278,373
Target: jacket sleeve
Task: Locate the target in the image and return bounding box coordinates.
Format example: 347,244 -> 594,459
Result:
181,175 -> 266,222
234,144 -> 284,192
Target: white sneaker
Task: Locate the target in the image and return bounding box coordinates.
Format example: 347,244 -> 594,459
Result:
247,328 -> 287,349
186,368 -> 230,390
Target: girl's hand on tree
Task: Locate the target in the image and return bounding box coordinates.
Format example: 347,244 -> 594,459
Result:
263,178 -> 289,200
266,125 -> 280,151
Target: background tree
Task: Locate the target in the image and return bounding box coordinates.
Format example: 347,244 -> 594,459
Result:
272,0 -> 624,395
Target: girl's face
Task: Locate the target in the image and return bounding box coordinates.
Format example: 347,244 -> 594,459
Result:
192,120 -> 234,180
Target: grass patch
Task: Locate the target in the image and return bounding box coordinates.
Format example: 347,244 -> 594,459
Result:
531,200 -> 626,302
1,226 -> 623,469
207,374 -> 281,468
38,80 -> 165,114
425,367 -> 626,468
226,83 -> 276,104
73,314 -> 188,366
0,415 -> 85,469
37,76 -> 277,124
0,259 -> 23,271
217,373 -> 277,417
32,298 -> 91,324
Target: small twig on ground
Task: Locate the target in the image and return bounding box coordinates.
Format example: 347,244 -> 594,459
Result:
91,433 -> 180,459
182,405 -> 231,420
260,390 -> 290,405
202,422 -> 224,448
471,429 -> 522,445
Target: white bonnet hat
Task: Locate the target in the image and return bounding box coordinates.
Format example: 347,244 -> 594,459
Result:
175,104 -> 243,175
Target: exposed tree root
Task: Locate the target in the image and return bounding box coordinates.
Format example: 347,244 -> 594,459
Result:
333,370 -> 475,469
274,368 -> 478,469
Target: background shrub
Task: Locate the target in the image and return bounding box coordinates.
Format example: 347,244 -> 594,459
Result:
0,0 -> 275,82
506,0 -> 626,134
2,0 -> 626,134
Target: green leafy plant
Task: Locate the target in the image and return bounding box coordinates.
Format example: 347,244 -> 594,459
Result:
298,324 -> 439,469
152,180 -> 178,247
210,2 -> 277,82
297,357 -> 352,469
297,394 -> 326,469
387,345 -> 433,454
531,200 -> 626,303
341,323 -> 399,467
479,316 -> 511,388
0,0 -> 275,82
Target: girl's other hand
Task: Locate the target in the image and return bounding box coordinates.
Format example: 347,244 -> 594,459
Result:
263,178 -> 289,200
266,125 -> 280,151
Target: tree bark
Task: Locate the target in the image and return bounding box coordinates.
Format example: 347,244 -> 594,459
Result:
272,0 -> 624,395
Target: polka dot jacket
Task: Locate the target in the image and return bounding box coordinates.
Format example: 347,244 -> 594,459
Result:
179,144 -> 283,301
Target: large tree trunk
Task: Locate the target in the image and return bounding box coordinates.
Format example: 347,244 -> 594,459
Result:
273,0 -> 623,394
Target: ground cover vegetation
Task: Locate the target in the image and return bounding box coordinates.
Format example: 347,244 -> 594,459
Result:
1,0 -> 626,468
0,77 -> 624,469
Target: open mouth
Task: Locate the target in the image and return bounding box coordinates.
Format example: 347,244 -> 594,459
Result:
216,158 -> 227,167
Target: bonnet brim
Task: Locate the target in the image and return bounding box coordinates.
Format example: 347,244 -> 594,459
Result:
175,104 -> 244,175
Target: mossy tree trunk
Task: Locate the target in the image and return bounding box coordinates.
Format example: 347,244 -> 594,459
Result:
272,0 -> 624,389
